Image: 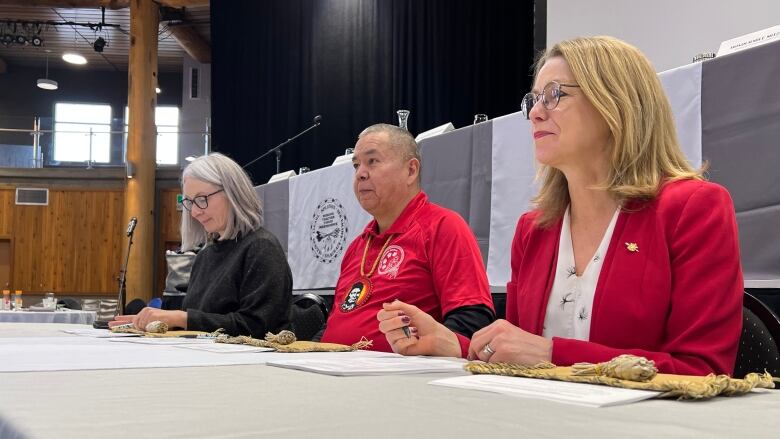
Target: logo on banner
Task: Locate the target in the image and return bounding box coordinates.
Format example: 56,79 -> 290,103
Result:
377,245 -> 405,279
309,198 -> 349,264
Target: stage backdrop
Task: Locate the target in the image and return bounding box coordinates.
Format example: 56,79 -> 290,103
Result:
211,0 -> 536,184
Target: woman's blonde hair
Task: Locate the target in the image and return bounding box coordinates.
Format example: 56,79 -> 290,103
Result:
531,36 -> 702,226
180,153 -> 263,250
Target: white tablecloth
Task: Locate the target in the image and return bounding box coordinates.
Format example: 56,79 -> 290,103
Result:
0,323 -> 778,439
0,310 -> 96,325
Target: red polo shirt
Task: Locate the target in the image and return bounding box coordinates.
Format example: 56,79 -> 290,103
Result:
321,192 -> 493,353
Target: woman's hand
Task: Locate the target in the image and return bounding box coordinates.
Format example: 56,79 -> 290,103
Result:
376,300 -> 461,357
108,314 -> 134,328
468,319 -> 553,364
109,308 -> 187,331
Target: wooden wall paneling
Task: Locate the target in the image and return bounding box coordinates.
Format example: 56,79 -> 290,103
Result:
0,236 -> 12,290
8,188 -> 126,294
155,188 -> 183,295
160,189 -> 183,240
99,190 -> 126,293
0,185 -> 138,295
0,189 -> 14,235
74,190 -> 125,294
51,189 -> 71,293
12,202 -> 45,291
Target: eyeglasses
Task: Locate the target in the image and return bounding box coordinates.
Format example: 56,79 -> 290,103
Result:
521,81 -> 580,120
181,189 -> 224,211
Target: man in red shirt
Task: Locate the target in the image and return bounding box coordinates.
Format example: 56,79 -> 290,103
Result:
320,124 -> 495,356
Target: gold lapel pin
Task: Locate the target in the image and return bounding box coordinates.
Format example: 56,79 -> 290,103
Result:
625,242 -> 639,253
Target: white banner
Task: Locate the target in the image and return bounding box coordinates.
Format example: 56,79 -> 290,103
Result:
287,162 -> 372,289
659,61 -> 702,168
486,111 -> 538,286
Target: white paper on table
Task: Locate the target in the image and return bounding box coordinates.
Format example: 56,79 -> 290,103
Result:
61,328 -> 140,338
108,337 -> 217,345
176,343 -> 275,353
266,356 -> 466,376
429,375 -> 659,408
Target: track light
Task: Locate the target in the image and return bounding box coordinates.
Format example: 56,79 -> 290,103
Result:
14,34 -> 26,45
30,36 -> 43,46
93,36 -> 106,53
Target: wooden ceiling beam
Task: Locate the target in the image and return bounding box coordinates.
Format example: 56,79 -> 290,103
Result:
168,23 -> 210,63
0,0 -> 129,8
156,0 -> 209,7
0,0 -> 208,9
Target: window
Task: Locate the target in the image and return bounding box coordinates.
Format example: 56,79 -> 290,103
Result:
54,103 -> 112,163
155,107 -> 179,165
124,106 -> 180,165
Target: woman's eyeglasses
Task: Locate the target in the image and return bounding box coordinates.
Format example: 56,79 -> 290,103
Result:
181,189 -> 224,211
521,81 -> 580,119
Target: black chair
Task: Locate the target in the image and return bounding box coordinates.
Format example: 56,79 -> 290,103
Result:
733,291 -> 780,378
162,284 -> 187,311
289,293 -> 329,341
124,298 -> 146,316
57,297 -> 81,310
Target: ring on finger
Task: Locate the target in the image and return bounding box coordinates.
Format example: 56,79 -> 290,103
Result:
482,343 -> 495,356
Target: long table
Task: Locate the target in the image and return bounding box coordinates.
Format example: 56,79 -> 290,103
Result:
0,323 -> 778,438
0,310 -> 96,325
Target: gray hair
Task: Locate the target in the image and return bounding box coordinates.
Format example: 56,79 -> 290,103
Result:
180,153 -> 263,250
358,123 -> 421,183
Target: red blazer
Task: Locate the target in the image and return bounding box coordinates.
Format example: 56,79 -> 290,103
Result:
506,179 -> 743,375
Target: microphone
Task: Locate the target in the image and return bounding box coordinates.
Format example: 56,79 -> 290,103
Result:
126,217 -> 138,237
243,115 -> 323,171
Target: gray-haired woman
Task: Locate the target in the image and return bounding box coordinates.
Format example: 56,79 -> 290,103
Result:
111,153 -> 293,337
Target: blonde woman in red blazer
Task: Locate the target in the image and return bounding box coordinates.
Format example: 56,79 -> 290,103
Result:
377,36 -> 742,376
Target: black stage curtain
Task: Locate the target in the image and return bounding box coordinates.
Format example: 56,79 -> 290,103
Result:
212,0 -> 537,184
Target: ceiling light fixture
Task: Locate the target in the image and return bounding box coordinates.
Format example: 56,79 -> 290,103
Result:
62,52 -> 87,65
63,11 -> 87,65
37,52 -> 58,91
37,78 -> 58,90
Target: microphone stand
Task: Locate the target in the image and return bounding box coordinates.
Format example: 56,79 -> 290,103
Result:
243,115 -> 322,173
92,219 -> 136,329
116,226 -> 135,316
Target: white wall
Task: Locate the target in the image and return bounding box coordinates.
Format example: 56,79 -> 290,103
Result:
178,54 -> 212,166
547,0 -> 780,72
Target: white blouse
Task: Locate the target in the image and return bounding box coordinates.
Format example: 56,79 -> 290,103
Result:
542,206 -> 620,341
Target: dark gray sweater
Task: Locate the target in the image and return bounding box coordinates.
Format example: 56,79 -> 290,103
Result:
183,228 -> 293,337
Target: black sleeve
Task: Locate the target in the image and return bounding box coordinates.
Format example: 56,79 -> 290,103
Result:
442,304 -> 496,338
311,321 -> 326,342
